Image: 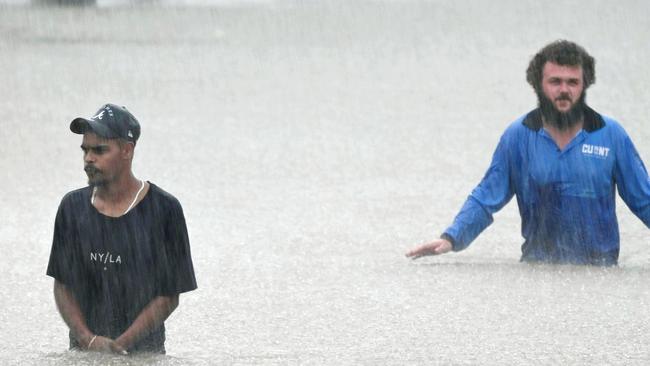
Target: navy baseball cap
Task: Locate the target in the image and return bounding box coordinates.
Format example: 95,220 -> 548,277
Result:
70,103 -> 141,144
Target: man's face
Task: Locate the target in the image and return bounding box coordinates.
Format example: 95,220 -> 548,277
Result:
81,133 -> 127,187
540,62 -> 584,114
538,61 -> 586,130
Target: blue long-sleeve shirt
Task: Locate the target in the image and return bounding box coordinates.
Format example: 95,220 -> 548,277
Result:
443,106 -> 650,265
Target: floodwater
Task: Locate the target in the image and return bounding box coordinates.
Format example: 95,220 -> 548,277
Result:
1,0 -> 649,364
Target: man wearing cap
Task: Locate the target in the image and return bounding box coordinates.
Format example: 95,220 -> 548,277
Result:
46,103 -> 197,354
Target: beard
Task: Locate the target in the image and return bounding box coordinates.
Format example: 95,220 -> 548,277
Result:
537,90 -> 586,131
84,165 -> 107,187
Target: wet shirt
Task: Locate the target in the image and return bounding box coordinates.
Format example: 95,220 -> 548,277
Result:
46,183 -> 197,352
443,107 -> 650,265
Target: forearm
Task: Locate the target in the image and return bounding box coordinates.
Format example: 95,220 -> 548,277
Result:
444,196 -> 496,251
115,295 -> 179,350
53,280 -> 94,348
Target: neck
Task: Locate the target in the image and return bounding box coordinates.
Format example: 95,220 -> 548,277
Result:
542,117 -> 584,150
94,172 -> 139,203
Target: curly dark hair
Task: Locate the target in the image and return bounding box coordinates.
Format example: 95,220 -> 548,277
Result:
526,40 -> 596,93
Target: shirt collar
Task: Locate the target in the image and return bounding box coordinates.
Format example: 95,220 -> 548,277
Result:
522,105 -> 605,132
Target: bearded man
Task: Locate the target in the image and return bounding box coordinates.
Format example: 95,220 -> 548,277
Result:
406,40 -> 650,265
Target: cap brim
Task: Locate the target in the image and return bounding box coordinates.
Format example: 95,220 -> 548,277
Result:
70,118 -> 118,139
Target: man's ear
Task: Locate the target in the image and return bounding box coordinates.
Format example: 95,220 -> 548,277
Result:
121,141 -> 135,160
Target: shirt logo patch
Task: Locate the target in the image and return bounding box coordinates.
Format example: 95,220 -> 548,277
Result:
90,251 -> 122,270
582,144 -> 610,158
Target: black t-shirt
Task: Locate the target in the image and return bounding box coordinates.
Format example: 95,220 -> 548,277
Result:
46,182 -> 197,353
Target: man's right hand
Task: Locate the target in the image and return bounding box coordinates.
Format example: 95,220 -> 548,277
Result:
405,238 -> 453,260
88,336 -> 128,355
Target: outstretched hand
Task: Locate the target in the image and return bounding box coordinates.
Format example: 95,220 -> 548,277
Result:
405,238 -> 452,259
